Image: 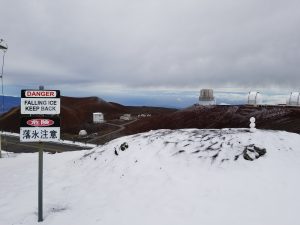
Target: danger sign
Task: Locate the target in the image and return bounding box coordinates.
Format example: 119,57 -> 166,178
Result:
20,88 -> 61,221
20,127 -> 60,142
20,116 -> 60,142
26,118 -> 55,127
21,90 -> 60,115
22,90 -> 60,98
20,89 -> 61,143
24,90 -> 57,97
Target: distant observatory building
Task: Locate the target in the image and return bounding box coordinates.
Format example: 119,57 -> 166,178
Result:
93,112 -> 104,123
247,91 -> 262,106
120,114 -> 132,121
287,92 -> 300,106
199,89 -> 216,105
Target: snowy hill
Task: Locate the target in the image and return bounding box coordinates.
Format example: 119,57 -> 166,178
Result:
1,129 -> 300,225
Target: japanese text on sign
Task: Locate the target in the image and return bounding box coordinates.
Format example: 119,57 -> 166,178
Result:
20,127 -> 60,142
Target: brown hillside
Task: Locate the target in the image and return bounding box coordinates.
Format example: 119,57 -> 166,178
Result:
0,96 -> 176,134
2,98 -> 299,138
125,105 -> 300,134
0,107 -> 20,133
0,96 -> 128,134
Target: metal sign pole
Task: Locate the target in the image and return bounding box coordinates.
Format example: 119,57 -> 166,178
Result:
0,39 -> 8,159
0,133 -> 2,158
38,142 -> 43,222
38,85 -> 44,222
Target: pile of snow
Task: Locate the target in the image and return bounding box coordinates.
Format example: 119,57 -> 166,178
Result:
0,150 -> 18,158
0,129 -> 300,225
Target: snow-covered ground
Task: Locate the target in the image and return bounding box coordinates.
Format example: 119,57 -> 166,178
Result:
0,129 -> 299,225
0,131 -> 97,148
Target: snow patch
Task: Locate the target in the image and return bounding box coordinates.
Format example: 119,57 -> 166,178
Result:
1,129 -> 300,225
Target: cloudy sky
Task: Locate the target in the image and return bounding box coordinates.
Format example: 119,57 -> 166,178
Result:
1,0 -> 299,107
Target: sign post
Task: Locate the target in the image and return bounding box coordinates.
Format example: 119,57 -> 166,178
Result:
20,87 -> 60,222
38,141 -> 43,222
0,134 -> 2,158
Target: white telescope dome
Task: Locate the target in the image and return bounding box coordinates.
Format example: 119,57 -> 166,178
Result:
247,91 -> 262,105
287,92 -> 300,106
199,89 -> 216,105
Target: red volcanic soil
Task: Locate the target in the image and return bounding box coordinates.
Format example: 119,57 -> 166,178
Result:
0,96 -> 176,134
125,105 -> 300,135
1,97 -> 300,138
60,96 -> 127,133
0,107 -> 20,133
0,96 -> 126,133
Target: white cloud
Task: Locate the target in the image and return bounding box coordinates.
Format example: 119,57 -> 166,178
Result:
1,0 -> 300,96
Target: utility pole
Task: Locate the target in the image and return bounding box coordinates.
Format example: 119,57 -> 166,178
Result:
0,133 -> 2,158
0,38 -> 7,113
0,39 -> 8,159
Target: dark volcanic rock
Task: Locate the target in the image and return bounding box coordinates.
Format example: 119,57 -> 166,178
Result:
1,99 -> 300,137
125,105 -> 300,134
243,145 -> 267,161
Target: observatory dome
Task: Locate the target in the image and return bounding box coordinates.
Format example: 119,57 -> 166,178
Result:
287,92 -> 300,106
247,91 -> 262,106
79,130 -> 87,136
199,89 -> 216,105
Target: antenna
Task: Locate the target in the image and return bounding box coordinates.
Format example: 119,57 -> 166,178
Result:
0,39 -> 8,113
0,39 -> 8,50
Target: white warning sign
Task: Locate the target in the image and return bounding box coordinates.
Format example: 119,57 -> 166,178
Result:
21,90 -> 60,115
20,116 -> 60,142
20,127 -> 60,142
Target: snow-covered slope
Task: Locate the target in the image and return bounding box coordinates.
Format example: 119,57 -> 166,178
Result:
0,129 -> 300,225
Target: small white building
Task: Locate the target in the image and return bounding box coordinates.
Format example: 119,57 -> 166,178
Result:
247,91 -> 262,106
137,114 -> 151,118
199,89 -> 216,105
93,112 -> 104,123
287,92 -> 300,106
120,114 -> 132,121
